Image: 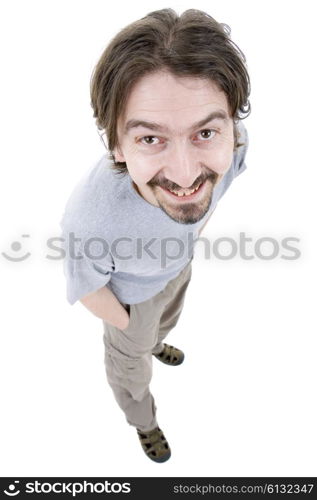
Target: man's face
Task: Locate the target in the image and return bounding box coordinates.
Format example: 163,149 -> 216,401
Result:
114,71 -> 234,224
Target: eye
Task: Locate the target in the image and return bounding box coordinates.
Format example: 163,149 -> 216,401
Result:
195,129 -> 216,141
140,136 -> 160,145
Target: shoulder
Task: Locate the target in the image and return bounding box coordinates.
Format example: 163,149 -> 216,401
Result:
233,120 -> 249,177
60,155 -> 129,241
236,120 -> 248,144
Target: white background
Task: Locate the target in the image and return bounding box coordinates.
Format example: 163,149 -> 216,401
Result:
0,0 -> 316,477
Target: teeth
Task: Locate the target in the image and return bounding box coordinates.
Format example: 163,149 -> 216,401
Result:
169,182 -> 202,196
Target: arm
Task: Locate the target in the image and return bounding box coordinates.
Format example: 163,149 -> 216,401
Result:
80,285 -> 129,330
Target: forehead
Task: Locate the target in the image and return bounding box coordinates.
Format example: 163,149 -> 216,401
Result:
119,70 -> 231,130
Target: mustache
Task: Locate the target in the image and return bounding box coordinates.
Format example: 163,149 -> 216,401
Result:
148,169 -> 218,191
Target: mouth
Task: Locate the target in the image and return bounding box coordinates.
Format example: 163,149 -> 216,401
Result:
159,180 -> 207,201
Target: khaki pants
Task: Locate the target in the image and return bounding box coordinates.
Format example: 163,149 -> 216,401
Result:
102,259 -> 192,431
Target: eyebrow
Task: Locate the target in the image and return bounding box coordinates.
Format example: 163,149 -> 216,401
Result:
123,110 -> 229,135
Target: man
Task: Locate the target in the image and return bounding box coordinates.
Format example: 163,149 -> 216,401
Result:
60,8 -> 250,463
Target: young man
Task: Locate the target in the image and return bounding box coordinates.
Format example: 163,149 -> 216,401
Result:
60,8 -> 250,463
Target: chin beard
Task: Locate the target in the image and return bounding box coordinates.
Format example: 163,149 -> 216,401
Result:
156,189 -> 213,225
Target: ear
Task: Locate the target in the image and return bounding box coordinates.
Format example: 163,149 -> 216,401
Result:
113,145 -> 125,163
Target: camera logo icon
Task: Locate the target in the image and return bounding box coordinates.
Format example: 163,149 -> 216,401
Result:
3,481 -> 20,496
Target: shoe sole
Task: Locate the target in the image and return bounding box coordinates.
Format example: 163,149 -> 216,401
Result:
147,450 -> 171,463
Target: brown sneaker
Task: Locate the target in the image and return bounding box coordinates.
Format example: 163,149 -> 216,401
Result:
153,343 -> 184,366
137,426 -> 171,463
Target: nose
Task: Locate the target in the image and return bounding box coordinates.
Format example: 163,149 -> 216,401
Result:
162,141 -> 201,188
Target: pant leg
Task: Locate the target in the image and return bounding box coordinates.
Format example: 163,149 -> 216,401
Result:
102,259 -> 192,431
152,260 -> 192,355
102,292 -> 166,432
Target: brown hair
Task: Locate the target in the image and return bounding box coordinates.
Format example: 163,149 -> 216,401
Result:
90,8 -> 251,173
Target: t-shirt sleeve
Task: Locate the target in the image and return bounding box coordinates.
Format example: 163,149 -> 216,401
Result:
233,121 -> 249,178
61,229 -> 114,305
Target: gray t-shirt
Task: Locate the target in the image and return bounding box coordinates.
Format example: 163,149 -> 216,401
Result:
60,122 -> 248,305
